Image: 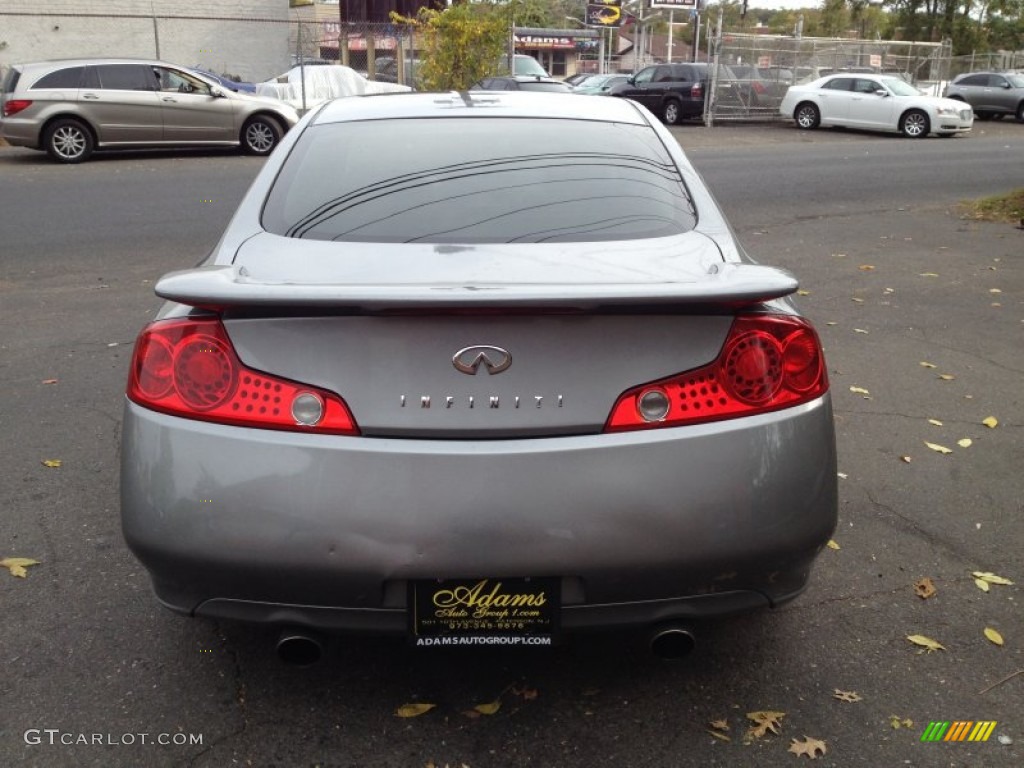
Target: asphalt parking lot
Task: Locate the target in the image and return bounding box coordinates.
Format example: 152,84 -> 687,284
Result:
0,117 -> 1022,767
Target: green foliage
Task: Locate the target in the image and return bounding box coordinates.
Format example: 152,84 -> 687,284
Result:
393,3 -> 509,91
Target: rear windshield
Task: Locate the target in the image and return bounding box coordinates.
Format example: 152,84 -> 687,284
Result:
262,117 -> 695,243
2,67 -> 21,94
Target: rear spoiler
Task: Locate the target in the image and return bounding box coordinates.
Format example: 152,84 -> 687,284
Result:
154,263 -> 798,311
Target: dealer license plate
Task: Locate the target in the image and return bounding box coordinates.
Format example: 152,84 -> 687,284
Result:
409,576 -> 559,648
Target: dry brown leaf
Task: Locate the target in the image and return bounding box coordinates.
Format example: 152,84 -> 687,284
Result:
989,288 -> 1002,294
789,736 -> 827,759
984,627 -> 1004,646
473,700 -> 501,716
826,540 -> 841,550
927,419 -> 943,427
924,442 -> 953,455
746,710 -> 785,739
974,578 -> 991,592
1,557 -> 41,578
851,297 -> 865,303
958,439 -> 972,448
709,719 -> 730,731
938,374 -> 956,381
849,386 -> 870,395
907,634 -> 945,653
707,729 -> 731,742
900,455 -> 913,463
41,378 -> 58,385
832,689 -> 862,702
919,361 -> 937,368
890,715 -> 914,729
395,702 -> 436,718
982,416 -> 998,429
973,571 -> 1014,586
797,289 -> 811,296
919,272 -> 939,277
913,578 -> 936,599
41,459 -> 62,468
858,265 -> 875,271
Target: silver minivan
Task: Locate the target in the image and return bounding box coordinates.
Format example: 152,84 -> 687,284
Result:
1,58 -> 298,163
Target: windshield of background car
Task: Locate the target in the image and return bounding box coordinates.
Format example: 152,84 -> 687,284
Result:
1008,74 -> 1024,87
262,117 -> 696,243
880,77 -> 920,96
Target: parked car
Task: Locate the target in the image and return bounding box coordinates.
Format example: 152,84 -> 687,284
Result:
372,56 -> 422,86
608,63 -> 711,124
0,58 -> 298,163
470,75 -> 574,93
190,67 -> 256,94
564,72 -> 596,87
256,65 -> 411,112
780,73 -> 973,137
572,74 -> 630,95
943,71 -> 1024,122
121,90 -> 837,662
513,54 -> 549,77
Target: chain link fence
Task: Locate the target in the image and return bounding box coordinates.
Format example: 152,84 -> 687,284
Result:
706,33 -> 951,123
949,51 -> 1024,79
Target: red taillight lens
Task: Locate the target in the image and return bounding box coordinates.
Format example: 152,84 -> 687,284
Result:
691,82 -> 704,99
605,315 -> 827,432
2,99 -> 32,117
127,318 -> 359,435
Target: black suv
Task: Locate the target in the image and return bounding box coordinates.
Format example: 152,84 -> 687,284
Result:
608,63 -> 711,124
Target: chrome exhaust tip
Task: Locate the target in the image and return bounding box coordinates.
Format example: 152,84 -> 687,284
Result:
649,624 -> 696,660
275,629 -> 324,666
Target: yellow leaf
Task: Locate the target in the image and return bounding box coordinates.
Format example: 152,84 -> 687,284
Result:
789,736 -> 827,759
919,361 -> 937,368
958,439 -> 972,448
919,272 -> 939,277
858,265 -> 875,271
924,442 -> 953,455
709,719 -> 729,731
900,455 -> 913,463
913,578 -> 936,599
849,386 -> 870,395
851,297 -> 865,303
854,328 -> 869,334
974,578 -> 990,592
395,703 -> 436,718
746,710 -> 785,739
982,416 -> 998,429
797,289 -> 811,296
972,571 -> 1014,586
707,729 -> 731,742
938,374 -> 955,381
826,540 -> 840,550
890,715 -> 914,729
907,634 -> 945,653
984,628 -> 1004,646
1,557 -> 41,578
927,419 -> 943,426
826,321 -> 838,326
473,700 -> 501,716
41,459 -> 62,468
832,689 -> 862,702
989,288 -> 1002,294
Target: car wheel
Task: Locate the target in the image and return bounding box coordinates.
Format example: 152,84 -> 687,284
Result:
1016,102 -> 1024,123
974,110 -> 992,121
794,102 -> 820,129
43,118 -> 94,164
899,109 -> 929,138
662,99 -> 682,125
241,115 -> 283,156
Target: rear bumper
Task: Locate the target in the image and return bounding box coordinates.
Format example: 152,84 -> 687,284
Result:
121,395 -> 837,633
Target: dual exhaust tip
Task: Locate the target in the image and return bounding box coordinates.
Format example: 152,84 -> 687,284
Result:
275,624 -> 696,665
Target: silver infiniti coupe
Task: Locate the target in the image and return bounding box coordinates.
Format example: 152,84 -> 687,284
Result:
121,91 -> 837,659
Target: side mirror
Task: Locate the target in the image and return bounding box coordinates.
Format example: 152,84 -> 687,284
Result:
1002,82 -> 1012,89
211,86 -> 226,98
875,89 -> 888,97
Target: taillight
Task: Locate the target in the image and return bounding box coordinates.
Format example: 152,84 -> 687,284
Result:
691,82 -> 703,99
753,82 -> 767,94
605,314 -> 828,432
2,99 -> 32,117
127,318 -> 359,435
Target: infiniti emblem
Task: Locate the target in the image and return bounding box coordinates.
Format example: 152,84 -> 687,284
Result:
452,345 -> 512,375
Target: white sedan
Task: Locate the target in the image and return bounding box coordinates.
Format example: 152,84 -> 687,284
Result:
780,74 -> 973,137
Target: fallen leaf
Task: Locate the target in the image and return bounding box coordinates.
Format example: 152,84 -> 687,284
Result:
989,288 -> 1002,294
975,578 -> 991,592
797,289 -> 811,296
41,459 -> 62,468
789,736 -> 827,759
746,710 -> 785,739
907,634 -> 945,653
984,628 -> 1004,646
972,571 -> 1014,586
707,729 -> 731,742
473,700 -> 501,716
900,455 -> 913,463
849,386 -> 870,395
395,703 -> 436,718
924,442 -> 953,455
927,419 -> 944,427
41,378 -> 58,385
982,416 -> 998,429
958,439 -> 972,448
854,328 -> 869,334
826,321 -> 838,326
709,719 -> 730,731
890,715 -> 914,729
913,578 -> 936,599
826,540 -> 840,550
512,685 -> 538,701
851,297 -> 865,303
1,557 -> 41,578
832,689 -> 862,702
919,362 -> 937,368
938,374 -> 955,381
919,272 -> 939,277
858,265 -> 875,271
837,472 -> 848,479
